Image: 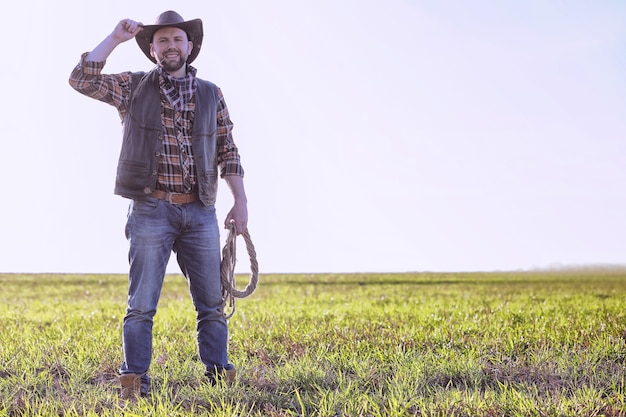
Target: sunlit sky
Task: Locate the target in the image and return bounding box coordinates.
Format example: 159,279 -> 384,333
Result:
2,0 -> 625,274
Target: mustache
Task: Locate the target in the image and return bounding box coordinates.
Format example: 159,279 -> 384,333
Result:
158,49 -> 181,65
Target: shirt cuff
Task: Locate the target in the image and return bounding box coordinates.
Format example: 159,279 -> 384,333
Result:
78,52 -> 106,74
220,161 -> 245,178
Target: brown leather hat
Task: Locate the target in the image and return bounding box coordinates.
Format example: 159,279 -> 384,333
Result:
135,11 -> 203,64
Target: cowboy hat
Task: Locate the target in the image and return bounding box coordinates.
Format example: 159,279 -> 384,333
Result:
135,11 -> 203,64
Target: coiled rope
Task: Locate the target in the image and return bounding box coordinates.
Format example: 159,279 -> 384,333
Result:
220,221 -> 259,318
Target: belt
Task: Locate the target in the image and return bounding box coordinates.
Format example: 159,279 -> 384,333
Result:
150,190 -> 198,204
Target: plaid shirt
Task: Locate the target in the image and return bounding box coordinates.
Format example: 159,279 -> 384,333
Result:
69,53 -> 244,193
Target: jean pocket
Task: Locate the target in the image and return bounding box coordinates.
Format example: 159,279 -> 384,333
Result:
199,203 -> 216,213
132,197 -> 161,214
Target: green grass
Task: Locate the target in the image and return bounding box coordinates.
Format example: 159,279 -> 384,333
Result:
1,270 -> 625,416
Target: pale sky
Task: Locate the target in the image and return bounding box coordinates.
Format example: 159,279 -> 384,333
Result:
2,0 -> 625,274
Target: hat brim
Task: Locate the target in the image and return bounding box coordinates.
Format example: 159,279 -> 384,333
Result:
135,18 -> 203,64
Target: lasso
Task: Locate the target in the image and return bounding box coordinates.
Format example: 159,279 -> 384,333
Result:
220,221 -> 259,318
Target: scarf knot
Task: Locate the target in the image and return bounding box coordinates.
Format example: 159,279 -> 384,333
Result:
158,65 -> 197,111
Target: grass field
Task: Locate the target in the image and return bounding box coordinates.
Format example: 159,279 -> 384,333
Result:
0,270 -> 625,416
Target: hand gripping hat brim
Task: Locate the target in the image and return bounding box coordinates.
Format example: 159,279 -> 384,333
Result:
135,11 -> 203,64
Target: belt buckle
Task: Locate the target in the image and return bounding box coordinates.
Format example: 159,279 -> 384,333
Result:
167,192 -> 178,204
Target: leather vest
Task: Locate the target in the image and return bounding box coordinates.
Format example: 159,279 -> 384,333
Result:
114,69 -> 219,205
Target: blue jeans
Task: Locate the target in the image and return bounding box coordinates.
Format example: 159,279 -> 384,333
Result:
119,197 -> 231,389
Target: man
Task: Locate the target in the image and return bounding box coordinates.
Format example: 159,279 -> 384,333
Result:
69,11 -> 248,399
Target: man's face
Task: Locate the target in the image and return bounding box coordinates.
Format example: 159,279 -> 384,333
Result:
150,27 -> 192,74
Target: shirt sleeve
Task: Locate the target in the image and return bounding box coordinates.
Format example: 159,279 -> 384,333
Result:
68,52 -> 133,121
216,87 -> 245,178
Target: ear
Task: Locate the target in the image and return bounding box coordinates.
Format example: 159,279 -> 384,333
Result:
149,43 -> 156,59
184,41 -> 193,61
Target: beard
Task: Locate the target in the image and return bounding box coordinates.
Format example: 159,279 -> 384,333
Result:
158,53 -> 187,73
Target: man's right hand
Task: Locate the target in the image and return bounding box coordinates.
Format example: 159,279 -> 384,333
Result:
111,19 -> 144,43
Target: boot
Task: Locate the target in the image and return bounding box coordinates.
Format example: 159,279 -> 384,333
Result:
119,373 -> 142,400
206,367 -> 236,386
224,367 -> 236,385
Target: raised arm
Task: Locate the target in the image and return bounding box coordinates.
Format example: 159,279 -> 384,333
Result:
87,19 -> 144,62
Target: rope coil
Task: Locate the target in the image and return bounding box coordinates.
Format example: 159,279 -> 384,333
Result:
220,221 -> 259,318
